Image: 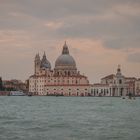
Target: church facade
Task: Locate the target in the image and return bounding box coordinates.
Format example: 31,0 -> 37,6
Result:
29,42 -> 90,96
28,42 -> 139,97
90,66 -> 137,96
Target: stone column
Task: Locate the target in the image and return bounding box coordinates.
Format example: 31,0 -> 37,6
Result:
118,87 -> 120,96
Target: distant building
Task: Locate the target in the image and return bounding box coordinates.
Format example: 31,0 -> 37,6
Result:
0,91 -> 10,96
91,65 -> 139,97
0,77 -> 3,91
91,83 -> 111,96
29,42 -> 90,96
3,79 -> 27,92
135,79 -> 140,96
125,77 -> 137,96
28,42 -> 139,97
91,65 -> 128,96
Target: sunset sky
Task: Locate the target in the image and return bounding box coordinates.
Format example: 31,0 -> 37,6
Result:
0,0 -> 140,83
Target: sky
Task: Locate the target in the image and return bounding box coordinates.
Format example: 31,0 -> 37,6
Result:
0,0 -> 140,83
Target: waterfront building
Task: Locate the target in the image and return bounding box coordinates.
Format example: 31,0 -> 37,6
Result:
0,77 -> 3,91
29,42 -> 90,96
28,42 -> 139,97
135,79 -> 140,96
0,91 -> 10,96
125,77 -> 136,96
3,79 -> 27,92
91,65 -> 128,96
91,83 -> 111,96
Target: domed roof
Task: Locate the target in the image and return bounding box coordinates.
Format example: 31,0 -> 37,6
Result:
41,61 -> 51,69
55,42 -> 76,68
41,52 -> 51,69
55,54 -> 76,67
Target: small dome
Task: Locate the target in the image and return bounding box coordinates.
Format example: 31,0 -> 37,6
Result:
41,61 -> 51,69
41,52 -> 51,69
55,42 -> 76,69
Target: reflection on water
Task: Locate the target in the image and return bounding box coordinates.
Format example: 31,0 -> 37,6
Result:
0,97 -> 140,140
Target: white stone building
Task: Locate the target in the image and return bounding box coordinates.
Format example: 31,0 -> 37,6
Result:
91,83 -> 111,96
135,79 -> 140,96
125,77 -> 136,96
29,42 -> 90,96
91,65 -> 128,96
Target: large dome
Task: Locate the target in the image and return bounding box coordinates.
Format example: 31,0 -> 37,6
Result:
55,54 -> 76,67
55,42 -> 76,69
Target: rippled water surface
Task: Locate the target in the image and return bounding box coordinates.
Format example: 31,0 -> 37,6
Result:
0,96 -> 140,140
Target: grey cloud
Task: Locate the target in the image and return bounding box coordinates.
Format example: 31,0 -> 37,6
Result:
127,53 -> 140,63
0,0 -> 140,49
53,14 -> 140,50
1,0 -> 139,20
0,0 -> 140,81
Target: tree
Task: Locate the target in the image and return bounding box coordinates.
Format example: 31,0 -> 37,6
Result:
0,77 -> 3,91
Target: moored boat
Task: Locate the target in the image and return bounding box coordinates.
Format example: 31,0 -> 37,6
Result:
10,91 -> 26,96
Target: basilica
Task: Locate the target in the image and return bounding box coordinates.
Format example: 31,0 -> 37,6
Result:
29,42 -> 140,97
29,42 -> 90,96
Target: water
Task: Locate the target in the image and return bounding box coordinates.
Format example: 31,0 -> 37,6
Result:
0,97 -> 140,140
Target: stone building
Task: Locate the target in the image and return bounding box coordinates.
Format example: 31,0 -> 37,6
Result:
29,42 -> 90,96
91,65 -> 128,96
3,79 -> 27,92
135,79 -> 140,96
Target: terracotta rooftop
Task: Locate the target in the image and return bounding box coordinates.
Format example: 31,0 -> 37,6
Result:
92,83 -> 109,87
101,74 -> 115,80
125,77 -> 137,80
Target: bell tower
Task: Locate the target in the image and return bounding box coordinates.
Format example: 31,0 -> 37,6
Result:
34,53 -> 41,75
115,65 -> 125,96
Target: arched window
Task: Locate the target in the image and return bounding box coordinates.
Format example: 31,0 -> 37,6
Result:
104,89 -> 106,95
119,79 -> 122,84
107,89 -> 109,94
68,71 -> 70,76
101,89 -> 103,93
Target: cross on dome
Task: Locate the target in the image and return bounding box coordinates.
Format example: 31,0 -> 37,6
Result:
62,41 -> 69,54
117,64 -> 122,75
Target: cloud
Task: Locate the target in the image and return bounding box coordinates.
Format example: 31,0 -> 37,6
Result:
44,21 -> 64,30
0,0 -> 140,82
127,53 -> 140,63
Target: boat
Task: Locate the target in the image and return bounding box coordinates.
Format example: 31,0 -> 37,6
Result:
28,92 -> 32,97
122,96 -> 125,99
10,91 -> 26,96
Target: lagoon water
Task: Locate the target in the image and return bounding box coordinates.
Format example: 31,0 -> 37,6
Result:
0,96 -> 140,140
